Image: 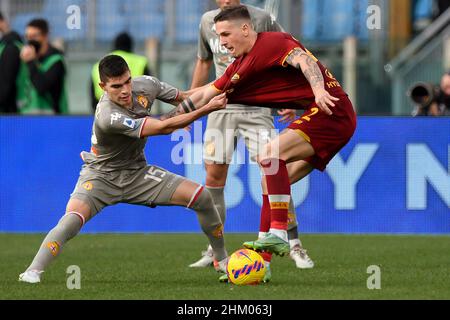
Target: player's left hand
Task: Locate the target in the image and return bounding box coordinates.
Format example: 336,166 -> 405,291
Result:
20,45 -> 37,62
277,109 -> 297,123
314,88 -> 339,115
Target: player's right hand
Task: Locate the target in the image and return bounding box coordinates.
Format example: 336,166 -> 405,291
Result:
314,88 -> 339,115
205,93 -> 227,112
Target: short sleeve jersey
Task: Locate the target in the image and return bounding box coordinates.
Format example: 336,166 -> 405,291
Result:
81,76 -> 178,171
198,5 -> 283,112
213,32 -> 347,110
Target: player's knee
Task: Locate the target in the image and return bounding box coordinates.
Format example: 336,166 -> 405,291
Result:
190,188 -> 222,223
190,188 -> 214,210
257,142 -> 275,164
205,166 -> 227,187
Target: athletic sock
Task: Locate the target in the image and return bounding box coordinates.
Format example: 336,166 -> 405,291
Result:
258,194 -> 273,263
190,186 -> 227,261
261,158 -> 290,242
287,197 -> 299,241
27,213 -> 83,272
259,251 -> 273,263
289,239 -> 302,250
259,194 -> 271,234
206,186 -> 226,225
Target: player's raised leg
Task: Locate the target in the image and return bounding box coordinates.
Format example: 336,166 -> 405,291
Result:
170,179 -> 228,272
244,159 -> 315,270
18,199 -> 91,283
189,163 -> 228,268
249,129 -> 315,256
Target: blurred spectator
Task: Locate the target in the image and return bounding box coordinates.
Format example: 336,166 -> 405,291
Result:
0,11 -> 23,113
90,32 -> 151,111
18,18 -> 68,114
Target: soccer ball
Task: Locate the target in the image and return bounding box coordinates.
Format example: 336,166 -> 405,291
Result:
227,249 -> 266,285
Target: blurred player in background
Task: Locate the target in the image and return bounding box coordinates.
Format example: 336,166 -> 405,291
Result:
18,18 -> 68,114
186,0 -> 314,279
19,55 -> 228,284
0,11 -> 22,113
90,32 -> 152,111
163,6 -> 356,278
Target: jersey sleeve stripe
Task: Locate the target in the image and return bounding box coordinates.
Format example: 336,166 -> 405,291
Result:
281,47 -> 300,67
210,84 -> 223,93
139,117 -> 148,139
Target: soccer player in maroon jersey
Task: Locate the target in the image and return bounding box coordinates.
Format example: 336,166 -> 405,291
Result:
163,5 -> 356,260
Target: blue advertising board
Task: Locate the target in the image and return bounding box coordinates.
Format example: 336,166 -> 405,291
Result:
0,116 -> 448,234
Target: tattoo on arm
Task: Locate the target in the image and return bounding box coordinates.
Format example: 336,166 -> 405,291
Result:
160,98 -> 196,120
286,48 -> 324,89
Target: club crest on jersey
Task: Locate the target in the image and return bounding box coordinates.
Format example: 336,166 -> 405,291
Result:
137,95 -> 149,108
123,118 -> 136,129
82,182 -> 93,191
325,69 -> 336,80
231,73 -> 240,83
46,241 -> 61,256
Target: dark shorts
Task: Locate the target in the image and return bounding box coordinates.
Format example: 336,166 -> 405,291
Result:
287,95 -> 357,171
70,165 -> 185,215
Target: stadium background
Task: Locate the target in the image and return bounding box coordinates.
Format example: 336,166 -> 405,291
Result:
0,0 -> 449,234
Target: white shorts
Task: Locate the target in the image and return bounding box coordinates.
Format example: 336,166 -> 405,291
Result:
203,112 -> 276,164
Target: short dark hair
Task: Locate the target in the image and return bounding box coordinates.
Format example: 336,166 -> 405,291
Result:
27,18 -> 49,35
99,55 -> 130,83
0,11 -> 4,21
214,5 -> 251,23
114,32 -> 133,52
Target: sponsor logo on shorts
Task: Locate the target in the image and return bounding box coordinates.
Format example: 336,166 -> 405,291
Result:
82,182 -> 93,191
46,241 -> 61,256
212,224 -> 224,238
137,95 -> 149,109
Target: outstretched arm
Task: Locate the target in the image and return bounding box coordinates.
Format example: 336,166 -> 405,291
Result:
159,85 -> 220,120
141,93 -> 227,137
285,47 -> 339,115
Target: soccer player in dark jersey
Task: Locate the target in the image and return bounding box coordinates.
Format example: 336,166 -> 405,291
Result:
162,5 -> 356,263
19,55 -> 229,283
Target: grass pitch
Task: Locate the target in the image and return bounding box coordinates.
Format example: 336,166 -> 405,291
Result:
0,233 -> 449,300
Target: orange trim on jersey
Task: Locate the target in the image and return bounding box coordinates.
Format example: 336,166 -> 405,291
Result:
90,147 -> 98,156
211,84 -> 223,93
139,117 -> 148,139
281,47 -> 300,67
293,129 -> 311,143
